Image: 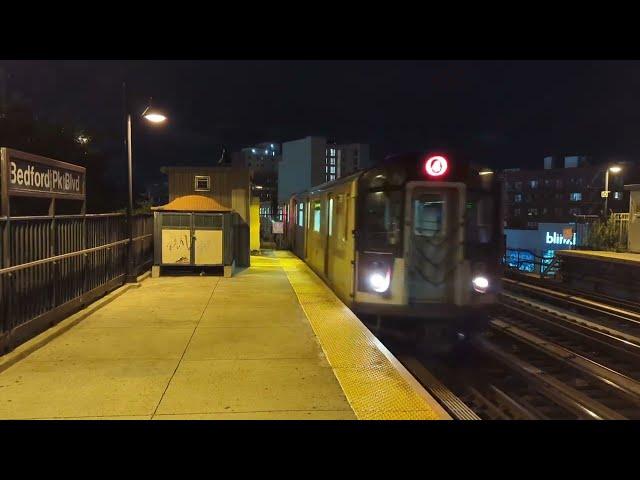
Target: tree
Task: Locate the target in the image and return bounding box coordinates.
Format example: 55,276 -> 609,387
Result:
583,214 -> 625,252
0,98 -> 122,213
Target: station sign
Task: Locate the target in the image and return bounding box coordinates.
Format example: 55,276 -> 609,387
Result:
1,148 -> 85,200
272,221 -> 284,234
545,230 -> 576,246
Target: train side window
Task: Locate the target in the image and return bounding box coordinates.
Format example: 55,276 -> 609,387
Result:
328,197 -> 334,236
335,195 -> 346,243
298,202 -> 304,225
414,194 -> 444,237
344,194 -> 350,242
313,202 -> 321,232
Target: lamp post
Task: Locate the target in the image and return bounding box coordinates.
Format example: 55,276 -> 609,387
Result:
603,165 -> 622,219
123,82 -> 167,283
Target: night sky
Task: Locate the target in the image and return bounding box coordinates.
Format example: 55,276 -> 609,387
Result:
2,60 -> 640,186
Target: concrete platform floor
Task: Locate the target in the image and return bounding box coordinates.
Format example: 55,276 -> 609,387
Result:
557,249 -> 640,265
0,257 -> 355,420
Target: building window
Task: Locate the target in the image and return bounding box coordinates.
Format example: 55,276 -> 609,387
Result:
614,191 -> 623,200
527,208 -> 538,216
298,202 -> 304,225
529,180 -> 539,189
514,208 -> 521,216
556,179 -> 563,189
514,181 -> 523,191
569,192 -> 582,201
194,176 -> 211,192
514,193 -> 522,203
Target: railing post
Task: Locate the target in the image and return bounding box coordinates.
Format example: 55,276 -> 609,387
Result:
0,218 -> 9,338
49,199 -> 57,309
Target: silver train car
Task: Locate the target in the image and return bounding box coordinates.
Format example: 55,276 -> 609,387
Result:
283,151 -> 503,346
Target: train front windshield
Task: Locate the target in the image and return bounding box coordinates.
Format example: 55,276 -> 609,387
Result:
360,190 -> 403,252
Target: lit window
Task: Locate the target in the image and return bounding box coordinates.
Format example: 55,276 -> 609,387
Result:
614,192 -> 623,200
514,193 -> 522,203
414,194 -> 444,237
527,208 -> 538,216
194,176 -> 211,191
298,202 -> 304,225
328,198 -> 334,236
569,192 -> 582,201
313,202 -> 321,232
529,180 -> 539,189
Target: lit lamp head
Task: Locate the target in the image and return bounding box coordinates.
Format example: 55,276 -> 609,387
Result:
609,165 -> 622,174
142,105 -> 168,124
479,168 -> 494,176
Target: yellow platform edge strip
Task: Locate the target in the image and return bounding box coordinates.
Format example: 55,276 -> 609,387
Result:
275,251 -> 451,420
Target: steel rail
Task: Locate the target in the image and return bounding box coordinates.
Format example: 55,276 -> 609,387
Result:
489,317 -> 640,406
0,233 -> 152,275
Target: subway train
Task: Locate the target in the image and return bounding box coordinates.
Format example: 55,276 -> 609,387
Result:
283,151 -> 503,348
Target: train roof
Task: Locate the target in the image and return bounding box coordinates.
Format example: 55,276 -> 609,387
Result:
288,150 -> 496,200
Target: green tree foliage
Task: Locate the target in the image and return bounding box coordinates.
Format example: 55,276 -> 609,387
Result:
0,98 -> 121,213
584,215 -> 626,252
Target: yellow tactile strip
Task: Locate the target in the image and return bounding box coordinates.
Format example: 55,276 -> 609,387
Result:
275,251 -> 450,420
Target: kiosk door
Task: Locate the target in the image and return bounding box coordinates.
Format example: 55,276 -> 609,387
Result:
193,214 -> 224,265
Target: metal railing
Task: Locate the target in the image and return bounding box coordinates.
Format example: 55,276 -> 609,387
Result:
612,212 -> 629,247
0,213 -> 153,351
503,248 -> 561,279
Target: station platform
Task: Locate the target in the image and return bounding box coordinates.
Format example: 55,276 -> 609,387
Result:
556,249 -> 640,266
556,249 -> 640,302
0,251 -> 449,420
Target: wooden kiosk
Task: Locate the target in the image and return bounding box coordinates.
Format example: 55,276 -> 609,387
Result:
152,166 -> 250,277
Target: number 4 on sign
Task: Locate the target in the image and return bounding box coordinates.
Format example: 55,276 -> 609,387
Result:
601,191 -> 609,198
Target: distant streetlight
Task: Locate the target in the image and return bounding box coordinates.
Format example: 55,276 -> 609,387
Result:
76,134 -> 90,145
603,165 -> 622,218
123,84 -> 168,283
479,168 -> 494,176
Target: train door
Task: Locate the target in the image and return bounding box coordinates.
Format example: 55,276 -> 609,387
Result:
404,182 -> 464,304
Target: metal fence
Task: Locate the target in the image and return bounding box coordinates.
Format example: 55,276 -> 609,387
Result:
503,248 -> 561,279
612,212 -> 629,247
573,213 -> 629,250
0,213 -> 153,352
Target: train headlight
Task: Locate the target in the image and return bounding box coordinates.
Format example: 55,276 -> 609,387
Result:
472,275 -> 489,294
369,269 -> 391,293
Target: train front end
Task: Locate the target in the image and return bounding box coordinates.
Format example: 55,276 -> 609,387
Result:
353,152 -> 503,341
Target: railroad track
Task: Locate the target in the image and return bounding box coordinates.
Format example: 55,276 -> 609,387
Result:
378,278 -> 640,420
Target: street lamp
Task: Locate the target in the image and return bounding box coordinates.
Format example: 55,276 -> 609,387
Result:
123,83 -> 167,283
604,165 -> 622,218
